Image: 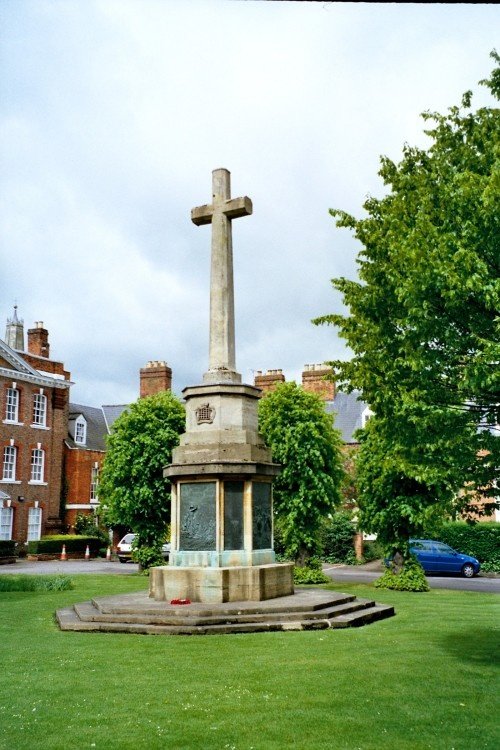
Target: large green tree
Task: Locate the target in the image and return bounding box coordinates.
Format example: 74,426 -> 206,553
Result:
99,391 -> 185,554
315,54 -> 499,560
258,381 -> 344,565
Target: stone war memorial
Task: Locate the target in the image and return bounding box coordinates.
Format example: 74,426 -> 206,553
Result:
57,169 -> 394,634
152,167 -> 293,603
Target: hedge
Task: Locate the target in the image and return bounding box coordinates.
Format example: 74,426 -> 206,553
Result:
321,512 -> 356,563
0,540 -> 16,557
27,535 -> 101,555
432,523 -> 500,566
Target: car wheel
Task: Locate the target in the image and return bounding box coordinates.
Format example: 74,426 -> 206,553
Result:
462,563 -> 475,578
118,557 -> 127,564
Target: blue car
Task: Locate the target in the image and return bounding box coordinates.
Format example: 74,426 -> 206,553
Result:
409,539 -> 480,578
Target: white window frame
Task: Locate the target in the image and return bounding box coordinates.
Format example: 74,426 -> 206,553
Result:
74,416 -> 87,445
90,464 -> 99,503
2,446 -> 17,481
5,387 -> 19,423
361,406 -> 374,429
32,393 -> 47,427
0,506 -> 13,540
27,506 -> 42,542
30,448 -> 45,483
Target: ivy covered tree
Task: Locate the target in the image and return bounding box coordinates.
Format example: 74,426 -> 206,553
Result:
99,391 -> 185,565
258,381 -> 344,565
315,54 -> 500,572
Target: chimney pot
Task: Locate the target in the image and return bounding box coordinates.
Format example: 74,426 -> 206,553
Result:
301,363 -> 335,401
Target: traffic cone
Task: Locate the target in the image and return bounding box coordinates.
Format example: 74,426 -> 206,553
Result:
106,546 -> 111,562
60,544 -> 67,561
84,544 -> 90,561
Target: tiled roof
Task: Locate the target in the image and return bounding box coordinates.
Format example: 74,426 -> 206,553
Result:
102,404 -> 129,432
67,403 -> 130,451
325,390 -> 368,443
68,403 -> 108,451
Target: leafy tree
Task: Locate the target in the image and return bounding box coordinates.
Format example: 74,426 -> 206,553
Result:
99,391 -> 185,561
258,381 -> 344,565
315,54 -> 500,566
73,512 -> 108,547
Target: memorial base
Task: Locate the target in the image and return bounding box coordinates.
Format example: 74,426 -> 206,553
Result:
149,562 -> 294,604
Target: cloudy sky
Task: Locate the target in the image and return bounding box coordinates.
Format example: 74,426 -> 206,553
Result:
0,1 -> 498,406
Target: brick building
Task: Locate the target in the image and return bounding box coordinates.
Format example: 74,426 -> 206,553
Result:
63,361 -> 172,531
0,309 -> 71,543
64,404 -> 127,530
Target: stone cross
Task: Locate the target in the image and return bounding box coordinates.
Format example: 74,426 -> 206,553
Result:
192,168 -> 252,383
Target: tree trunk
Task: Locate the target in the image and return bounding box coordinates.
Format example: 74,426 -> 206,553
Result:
391,550 -> 404,575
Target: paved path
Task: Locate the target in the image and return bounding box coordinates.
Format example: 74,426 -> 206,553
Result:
323,564 -> 500,594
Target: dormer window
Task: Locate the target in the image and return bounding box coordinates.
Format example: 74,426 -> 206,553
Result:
361,406 -> 374,429
75,416 -> 87,445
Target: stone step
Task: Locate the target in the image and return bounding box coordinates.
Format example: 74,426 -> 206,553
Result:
73,596 -> 375,627
329,604 -> 395,628
92,590 -> 356,617
58,603 -> 394,635
57,590 -> 395,635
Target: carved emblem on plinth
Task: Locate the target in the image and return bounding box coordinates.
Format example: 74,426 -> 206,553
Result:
195,403 -> 216,424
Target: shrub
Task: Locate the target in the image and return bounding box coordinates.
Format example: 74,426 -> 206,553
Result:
375,558 -> 429,592
27,535 -> 101,555
293,557 -> 330,585
432,522 -> 500,568
74,513 -> 109,545
0,575 -> 73,592
321,512 -> 356,563
0,540 -> 15,557
481,554 -> 500,573
273,517 -> 287,557
362,539 -> 384,563
132,543 -> 166,573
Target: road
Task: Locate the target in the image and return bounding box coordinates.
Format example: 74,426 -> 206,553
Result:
0,559 -> 140,575
1,559 -> 499,593
323,564 -> 500,594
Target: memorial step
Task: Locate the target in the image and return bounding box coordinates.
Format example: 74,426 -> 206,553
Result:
57,589 -> 394,635
73,596 -> 375,628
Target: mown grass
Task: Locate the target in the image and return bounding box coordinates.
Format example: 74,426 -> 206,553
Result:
0,574 -> 498,750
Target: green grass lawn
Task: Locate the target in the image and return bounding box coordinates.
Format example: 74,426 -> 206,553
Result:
0,574 -> 498,750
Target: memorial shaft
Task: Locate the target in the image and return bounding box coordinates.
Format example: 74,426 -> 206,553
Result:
191,168 -> 252,381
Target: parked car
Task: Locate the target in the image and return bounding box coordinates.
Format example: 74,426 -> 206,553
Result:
399,539 -> 480,578
116,533 -> 170,564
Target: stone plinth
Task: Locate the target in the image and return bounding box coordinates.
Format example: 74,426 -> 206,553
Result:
168,382 -> 273,467
150,562 -> 294,604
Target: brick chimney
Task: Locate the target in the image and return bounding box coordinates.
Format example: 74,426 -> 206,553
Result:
254,369 -> 285,394
301,363 -> 335,401
27,322 -> 50,358
140,361 -> 172,398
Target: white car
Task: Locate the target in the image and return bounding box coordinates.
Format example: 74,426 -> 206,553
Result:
116,533 -> 170,564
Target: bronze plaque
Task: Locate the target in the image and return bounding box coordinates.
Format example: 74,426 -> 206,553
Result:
252,482 -> 272,549
179,482 -> 216,551
224,481 -> 244,550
